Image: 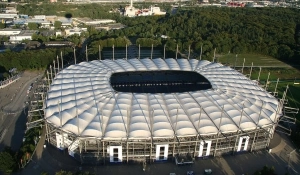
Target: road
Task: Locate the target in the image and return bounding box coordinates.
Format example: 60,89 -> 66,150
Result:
0,71 -> 42,151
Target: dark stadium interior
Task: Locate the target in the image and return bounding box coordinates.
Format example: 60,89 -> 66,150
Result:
110,71 -> 212,93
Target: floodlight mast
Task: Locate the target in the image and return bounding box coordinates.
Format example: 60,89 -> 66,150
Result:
53,60 -> 56,76
57,56 -> 60,71
99,45 -> 101,60
73,47 -> 76,64
61,51 -> 63,69
151,44 -> 153,59
257,67 -> 262,82
86,45 -> 88,62
241,58 -> 245,73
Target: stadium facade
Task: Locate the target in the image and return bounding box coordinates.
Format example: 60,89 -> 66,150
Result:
44,58 -> 282,164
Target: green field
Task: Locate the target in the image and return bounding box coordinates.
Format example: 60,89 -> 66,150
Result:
217,53 -> 293,67
216,53 -> 300,80
241,67 -> 300,80
217,53 -> 300,120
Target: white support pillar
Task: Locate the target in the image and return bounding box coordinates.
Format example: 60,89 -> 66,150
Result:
237,136 -> 250,152
86,45 -> 88,62
138,44 -> 140,59
57,56 -> 59,71
241,58 -> 245,73
274,78 -> 279,95
109,146 -> 122,162
61,51 -> 63,69
155,144 -> 169,161
47,70 -> 50,87
198,140 -> 212,157
50,65 -> 53,82
265,72 -> 270,90
53,60 -> 56,76
200,44 -> 202,60
73,47 -> 76,64
151,43 -> 153,59
257,67 -> 262,82
213,48 -> 216,62
249,62 -> 253,79
234,54 -> 238,69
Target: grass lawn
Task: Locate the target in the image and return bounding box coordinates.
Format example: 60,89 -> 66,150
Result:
217,53 -> 292,67
240,67 -> 300,80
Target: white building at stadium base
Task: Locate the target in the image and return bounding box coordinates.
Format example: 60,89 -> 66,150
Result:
44,58 -> 282,164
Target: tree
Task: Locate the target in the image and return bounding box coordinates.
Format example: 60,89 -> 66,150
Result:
278,44 -> 294,59
54,21 -> 62,29
0,22 -> 5,29
254,165 -> 276,175
27,23 -> 39,30
0,151 -> 16,173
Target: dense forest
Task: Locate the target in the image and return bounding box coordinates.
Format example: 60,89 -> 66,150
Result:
1,6 -> 299,73
88,7 -> 300,62
0,48 -> 73,72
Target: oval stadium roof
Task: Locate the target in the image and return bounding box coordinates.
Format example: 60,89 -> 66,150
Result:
45,58 -> 281,140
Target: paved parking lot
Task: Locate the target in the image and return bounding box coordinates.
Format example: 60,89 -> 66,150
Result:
17,131 -> 300,175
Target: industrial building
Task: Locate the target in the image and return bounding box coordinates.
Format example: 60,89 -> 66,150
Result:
43,58 -> 283,164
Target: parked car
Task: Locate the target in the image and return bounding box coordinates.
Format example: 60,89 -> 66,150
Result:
187,171 -> 194,175
204,169 -> 212,174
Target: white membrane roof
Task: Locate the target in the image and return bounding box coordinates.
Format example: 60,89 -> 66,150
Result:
45,58 -> 281,139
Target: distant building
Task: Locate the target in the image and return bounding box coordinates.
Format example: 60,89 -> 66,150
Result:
45,15 -> 57,23
123,0 -> 166,17
4,7 -> 18,14
95,23 -> 125,31
65,27 -> 87,36
13,19 -> 26,25
33,15 -> 46,20
74,18 -> 115,26
40,30 -> 55,37
44,41 -> 73,47
65,28 -> 81,36
24,19 -> 51,28
9,30 -> 37,43
0,13 -> 18,19
56,17 -> 72,27
0,28 -> 21,35
26,41 -> 41,49
19,14 -> 29,19
55,30 -> 62,37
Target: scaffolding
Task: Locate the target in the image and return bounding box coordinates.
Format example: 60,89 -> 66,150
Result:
44,123 -> 274,164
25,48 -> 299,165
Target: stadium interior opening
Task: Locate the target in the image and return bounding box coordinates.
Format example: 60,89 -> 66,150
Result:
110,70 -> 212,93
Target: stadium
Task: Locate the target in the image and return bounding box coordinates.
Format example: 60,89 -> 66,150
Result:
44,58 -> 282,164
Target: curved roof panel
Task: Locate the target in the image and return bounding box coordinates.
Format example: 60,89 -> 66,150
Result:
45,58 -> 281,139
